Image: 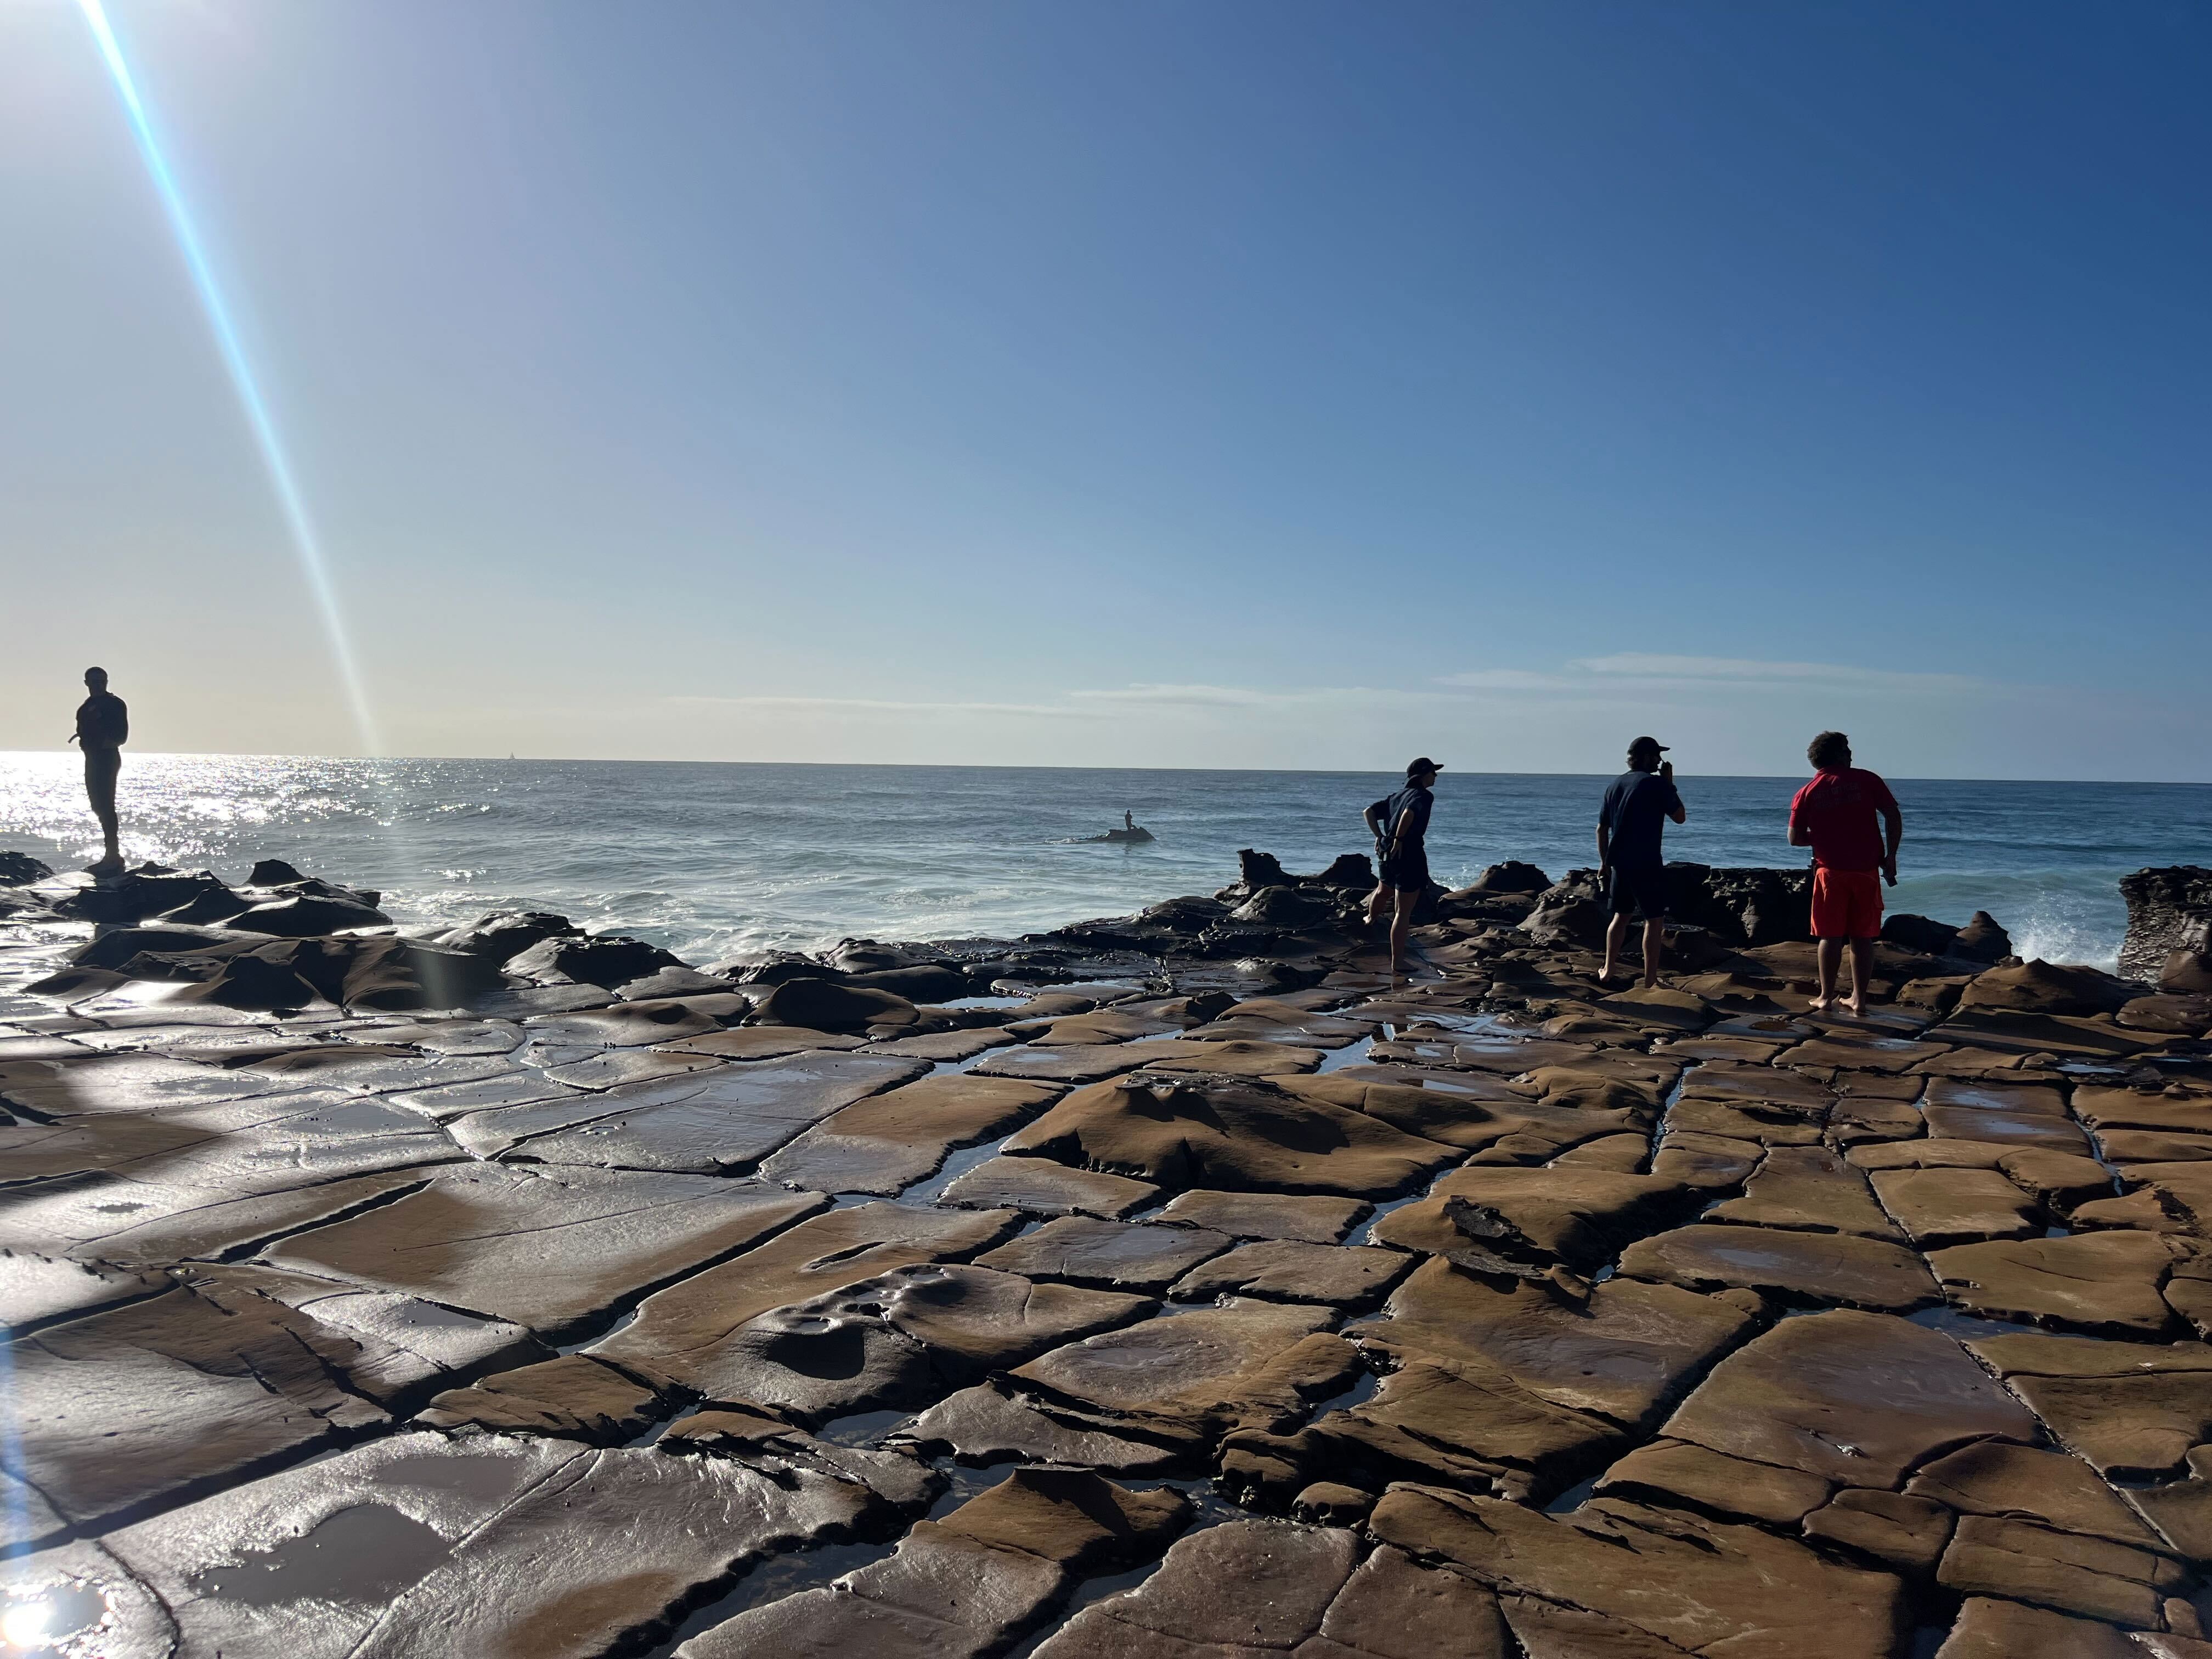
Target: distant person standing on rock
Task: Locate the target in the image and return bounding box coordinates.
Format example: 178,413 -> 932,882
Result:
1362,758 -> 1441,979
1598,736 -> 1686,989
72,667 -> 129,874
1789,730 -> 1902,1016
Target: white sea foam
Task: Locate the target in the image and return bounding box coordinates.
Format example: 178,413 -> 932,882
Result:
1,753 -> 2201,966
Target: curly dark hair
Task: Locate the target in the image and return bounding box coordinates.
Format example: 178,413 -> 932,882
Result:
1807,731 -> 1852,770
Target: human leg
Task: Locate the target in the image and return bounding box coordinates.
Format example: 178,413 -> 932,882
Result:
1389,885 -> 1419,978
1601,912 -> 1630,984
84,748 -> 121,866
1844,936 -> 1876,1016
1641,917 -> 1665,988
1813,938 -> 1843,1011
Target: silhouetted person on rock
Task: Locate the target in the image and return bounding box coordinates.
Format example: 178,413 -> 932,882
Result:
72,667 -> 128,873
1598,736 -> 1686,989
1363,758 -> 1440,980
1789,730 -> 1901,1016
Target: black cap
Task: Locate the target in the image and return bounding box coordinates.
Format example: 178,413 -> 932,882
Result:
1627,736 -> 1669,757
1406,757 -> 1442,778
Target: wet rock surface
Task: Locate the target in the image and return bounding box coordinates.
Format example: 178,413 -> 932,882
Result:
5,848 -> 2211,1654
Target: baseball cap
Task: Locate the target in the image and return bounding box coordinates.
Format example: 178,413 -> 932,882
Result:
1627,736 -> 1669,757
1406,757 -> 1443,778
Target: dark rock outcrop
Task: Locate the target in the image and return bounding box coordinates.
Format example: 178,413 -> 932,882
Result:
505,932 -> 682,988
246,858 -> 306,886
1663,864 -> 1813,946
53,868 -> 239,926
435,910 -> 575,961
2120,867 -> 2212,985
1470,860 -> 1550,893
0,849 -> 55,885
227,892 -> 392,936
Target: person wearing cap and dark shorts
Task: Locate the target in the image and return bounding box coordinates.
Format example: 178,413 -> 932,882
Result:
1362,758 -> 1440,980
72,667 -> 129,874
1597,737 -> 1686,988
1788,731 -> 1902,1015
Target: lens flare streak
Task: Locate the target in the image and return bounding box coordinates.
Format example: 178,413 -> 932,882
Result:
75,0 -> 382,754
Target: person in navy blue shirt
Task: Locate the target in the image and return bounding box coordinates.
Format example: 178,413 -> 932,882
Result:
1597,736 -> 1686,988
1361,757 -> 1440,980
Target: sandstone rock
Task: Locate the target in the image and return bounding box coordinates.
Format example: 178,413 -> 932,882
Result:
762,976 -> 921,1031
1003,1074 -> 1455,1198
1620,1222 -> 1936,1311
660,1024 -> 866,1059
2130,1444 -> 2212,1561
1961,960 -> 2137,1017
1036,1523 -> 1511,1659
266,1164 -> 825,1339
504,932 -> 683,989
1369,1485 -> 1901,1659
223,892 -> 393,935
1951,912 -> 2012,964
593,1201 -> 1018,1391
1795,1490 -> 1952,1580
1937,1513 -> 2182,1627
1156,1188 -> 1370,1243
1350,1258 -> 1753,1427
1375,1167 -> 1693,1269
940,1154 -> 1162,1218
1871,1166 -> 2042,1245
693,1262 -> 1150,1424
2001,1147 -> 2121,1209
54,868 -> 240,926
1230,885 -> 1342,929
1172,1239 -> 1413,1308
416,1353 -> 667,1440
1595,1438 -> 1833,1526
1928,1231 -> 2184,1336
897,1381 -> 1193,1474
5,1272 -> 396,1529
489,1049 -> 928,1173
1705,1144 -> 1902,1237
100,1429 -> 884,1659
0,849 -> 54,884
1933,1596 -> 2150,1659
1011,1300 -> 1352,1442
1660,1308 -> 2036,1487
760,1073 -> 1059,1195
681,1469 -> 1188,1659
1906,1441 -> 2167,1550
979,1216 -> 1232,1291
2120,867 -> 2212,984
1965,1333 -> 2212,1480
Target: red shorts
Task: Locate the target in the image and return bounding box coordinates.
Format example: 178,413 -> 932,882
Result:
1810,867 -> 1883,939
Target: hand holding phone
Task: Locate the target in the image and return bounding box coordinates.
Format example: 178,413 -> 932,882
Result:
1660,759 -> 1674,782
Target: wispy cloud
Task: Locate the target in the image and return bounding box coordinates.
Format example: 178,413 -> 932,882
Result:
1066,682 -> 1413,710
667,695 -> 1100,719
1440,654 -> 1987,697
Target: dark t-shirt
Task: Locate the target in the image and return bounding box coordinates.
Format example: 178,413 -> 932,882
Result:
76,692 -> 128,751
1369,785 -> 1434,856
1599,769 -> 1681,869
1789,768 -> 1899,872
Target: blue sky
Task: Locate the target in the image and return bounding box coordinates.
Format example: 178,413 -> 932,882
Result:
3,1 -> 2205,777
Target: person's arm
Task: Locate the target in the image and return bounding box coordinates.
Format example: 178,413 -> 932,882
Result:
1662,761 -> 1686,825
115,700 -> 129,747
1363,801 -> 1387,842
1595,821 -> 1611,877
1787,788 -> 1813,847
1876,779 -> 1902,882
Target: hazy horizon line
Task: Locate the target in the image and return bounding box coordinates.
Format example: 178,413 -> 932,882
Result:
3,749 -> 2208,789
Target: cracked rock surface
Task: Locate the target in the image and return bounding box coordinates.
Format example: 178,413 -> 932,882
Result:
6,849 -> 2212,1655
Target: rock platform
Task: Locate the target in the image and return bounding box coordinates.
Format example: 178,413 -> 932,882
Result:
4,848 -> 2212,1656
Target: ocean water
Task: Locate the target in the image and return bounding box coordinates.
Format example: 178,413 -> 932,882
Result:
0,754 -> 2203,971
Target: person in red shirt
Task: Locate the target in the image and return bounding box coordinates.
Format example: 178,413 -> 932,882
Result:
1787,731 -> 1901,1015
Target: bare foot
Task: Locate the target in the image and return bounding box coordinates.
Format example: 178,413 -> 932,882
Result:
1808,994 -> 1835,1013
1843,997 -> 1866,1017
1641,977 -> 1661,991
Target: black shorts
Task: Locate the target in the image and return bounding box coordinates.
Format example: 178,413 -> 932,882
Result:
1378,850 -> 1430,891
1607,863 -> 1668,921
